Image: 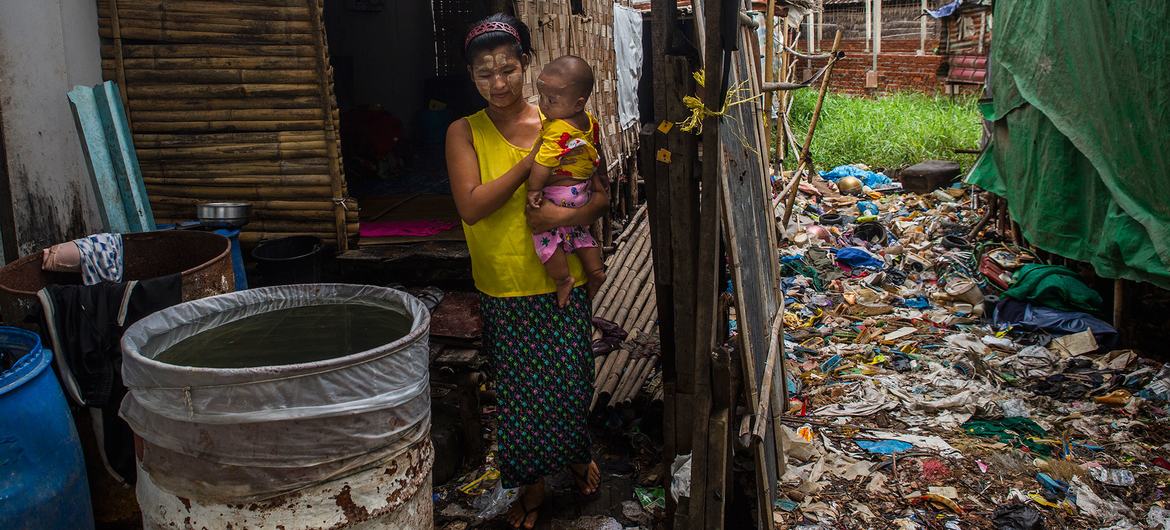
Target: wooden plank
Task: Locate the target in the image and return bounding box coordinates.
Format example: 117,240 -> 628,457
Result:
692,0 -> 724,526
715,7 -> 785,529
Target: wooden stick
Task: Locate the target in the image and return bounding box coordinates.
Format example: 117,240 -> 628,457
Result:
781,30 -> 843,229
751,310 -> 785,441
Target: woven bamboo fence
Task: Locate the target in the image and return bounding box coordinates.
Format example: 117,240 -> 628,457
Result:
97,0 -> 355,249
516,0 -> 640,168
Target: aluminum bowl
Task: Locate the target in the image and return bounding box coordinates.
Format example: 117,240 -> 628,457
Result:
196,202 -> 252,228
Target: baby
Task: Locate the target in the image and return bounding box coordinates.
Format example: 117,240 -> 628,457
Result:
527,55 -> 606,308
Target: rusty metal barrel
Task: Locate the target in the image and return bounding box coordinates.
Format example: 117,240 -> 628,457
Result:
0,231 -> 234,322
120,284 -> 433,529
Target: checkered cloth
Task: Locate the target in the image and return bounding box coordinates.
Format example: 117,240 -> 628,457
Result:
74,233 -> 123,285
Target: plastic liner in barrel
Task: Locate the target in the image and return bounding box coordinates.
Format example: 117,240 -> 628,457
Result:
251,235 -> 323,286
120,284 -> 431,503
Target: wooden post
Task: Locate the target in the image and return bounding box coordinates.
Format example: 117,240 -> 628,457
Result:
690,0 -> 725,526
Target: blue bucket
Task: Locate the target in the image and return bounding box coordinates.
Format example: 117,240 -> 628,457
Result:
0,327 -> 94,530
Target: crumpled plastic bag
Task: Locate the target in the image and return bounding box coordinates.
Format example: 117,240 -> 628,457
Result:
819,164 -> 893,187
671,453 -> 692,502
992,503 -> 1044,530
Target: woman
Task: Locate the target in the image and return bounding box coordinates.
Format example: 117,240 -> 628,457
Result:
445,13 -> 607,530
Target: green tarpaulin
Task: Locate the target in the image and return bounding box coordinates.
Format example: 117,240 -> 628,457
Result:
967,0 -> 1170,289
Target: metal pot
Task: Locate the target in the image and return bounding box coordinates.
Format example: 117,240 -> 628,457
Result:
196,202 -> 252,228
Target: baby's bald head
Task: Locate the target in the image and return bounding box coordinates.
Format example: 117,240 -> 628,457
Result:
542,55 -> 594,100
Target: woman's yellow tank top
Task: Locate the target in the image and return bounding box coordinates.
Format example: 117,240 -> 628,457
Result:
463,109 -> 585,298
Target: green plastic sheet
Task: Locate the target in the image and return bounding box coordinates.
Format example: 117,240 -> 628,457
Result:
1001,264 -> 1104,314
962,417 -> 1052,456
967,0 -> 1170,289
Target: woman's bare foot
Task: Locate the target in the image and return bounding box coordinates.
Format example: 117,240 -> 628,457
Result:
505,480 -> 545,529
569,460 -> 601,496
555,276 -> 575,308
585,269 -> 606,301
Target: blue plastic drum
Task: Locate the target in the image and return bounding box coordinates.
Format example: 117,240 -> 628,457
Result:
0,327 -> 94,530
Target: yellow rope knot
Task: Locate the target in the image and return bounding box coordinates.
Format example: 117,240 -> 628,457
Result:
677,71 -> 762,135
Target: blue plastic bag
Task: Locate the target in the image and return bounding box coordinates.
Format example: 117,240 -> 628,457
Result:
819,165 -> 893,187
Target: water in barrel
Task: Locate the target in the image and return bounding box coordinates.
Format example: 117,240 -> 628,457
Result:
155,303 -> 411,368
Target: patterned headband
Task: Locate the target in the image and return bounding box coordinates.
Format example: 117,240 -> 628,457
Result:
464,21 -> 522,52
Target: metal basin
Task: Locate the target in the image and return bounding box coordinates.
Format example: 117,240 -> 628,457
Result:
196,202 -> 252,228
0,231 -> 234,322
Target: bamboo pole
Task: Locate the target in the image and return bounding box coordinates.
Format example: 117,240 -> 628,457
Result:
146,185 -> 333,199
97,11 -> 312,32
118,69 -> 318,84
127,97 -> 325,112
151,196 -> 355,210
136,140 -> 326,158
125,84 -> 319,99
98,26 -> 315,44
309,0 -> 349,251
152,205 -> 350,221
143,175 -> 331,186
129,120 -> 326,133
133,130 -> 324,147
781,30 -> 843,229
104,44 -> 316,58
612,259 -> 655,329
612,317 -> 659,404
109,0 -> 130,112
595,228 -> 650,316
97,0 -> 310,17
107,56 -> 318,70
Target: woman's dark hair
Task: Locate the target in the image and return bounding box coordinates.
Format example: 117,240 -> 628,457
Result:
463,13 -> 533,64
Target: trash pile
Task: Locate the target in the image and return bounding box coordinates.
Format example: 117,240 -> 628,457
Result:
772,164 -> 1170,528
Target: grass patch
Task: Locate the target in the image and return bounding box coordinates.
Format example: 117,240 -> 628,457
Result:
783,91 -> 982,173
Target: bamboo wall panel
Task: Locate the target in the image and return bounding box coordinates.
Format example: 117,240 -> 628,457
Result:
515,0 -> 640,168
97,0 -> 352,249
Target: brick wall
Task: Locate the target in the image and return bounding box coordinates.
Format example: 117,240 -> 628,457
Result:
799,38 -> 945,95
